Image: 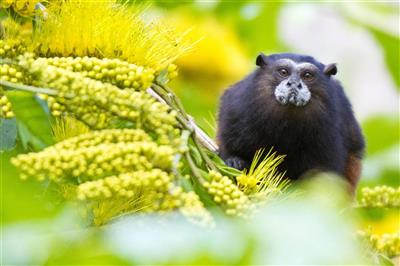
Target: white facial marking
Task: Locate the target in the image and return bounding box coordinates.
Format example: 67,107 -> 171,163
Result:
274,60 -> 313,107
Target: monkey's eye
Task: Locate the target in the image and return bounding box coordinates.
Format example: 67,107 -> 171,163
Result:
277,68 -> 289,77
302,71 -> 314,81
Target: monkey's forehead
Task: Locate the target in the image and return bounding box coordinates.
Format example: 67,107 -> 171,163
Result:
267,53 -> 325,70
274,58 -> 320,71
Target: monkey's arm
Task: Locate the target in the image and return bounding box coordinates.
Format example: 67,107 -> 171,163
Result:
224,156 -> 248,170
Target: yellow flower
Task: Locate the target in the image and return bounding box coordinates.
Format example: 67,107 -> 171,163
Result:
237,149 -> 289,202
31,1 -> 193,72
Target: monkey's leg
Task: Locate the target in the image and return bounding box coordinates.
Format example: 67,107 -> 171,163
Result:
225,156 -> 248,170
344,154 -> 362,195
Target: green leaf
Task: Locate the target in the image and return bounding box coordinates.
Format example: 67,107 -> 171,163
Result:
368,28 -> 400,89
189,144 -> 202,165
344,7 -> 400,90
192,178 -> 220,210
377,254 -> 394,266
216,164 -> 242,178
0,118 -> 17,151
6,91 -> 54,151
205,150 -> 243,178
362,115 -> 399,155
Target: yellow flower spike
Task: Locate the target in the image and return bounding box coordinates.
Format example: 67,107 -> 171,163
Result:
18,56 -> 180,144
41,56 -> 156,90
31,1 -> 194,72
237,149 -> 289,202
12,136 -> 175,182
51,116 -> 90,142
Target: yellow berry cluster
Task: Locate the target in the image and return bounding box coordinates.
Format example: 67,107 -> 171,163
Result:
77,171 -> 213,225
11,131 -> 175,182
11,126 -> 214,224
77,169 -> 173,200
18,56 -> 180,144
0,92 -> 14,118
204,170 -> 253,216
43,56 -> 155,90
152,186 -> 187,211
0,39 -> 27,59
142,185 -> 213,226
359,186 -> 400,208
179,190 -> 214,227
53,128 -> 151,150
0,64 -> 25,84
0,61 -> 26,119
361,232 -> 400,258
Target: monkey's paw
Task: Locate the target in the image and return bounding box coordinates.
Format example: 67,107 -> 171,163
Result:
225,157 -> 247,170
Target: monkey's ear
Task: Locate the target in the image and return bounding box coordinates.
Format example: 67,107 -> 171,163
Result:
256,53 -> 268,67
324,63 -> 337,76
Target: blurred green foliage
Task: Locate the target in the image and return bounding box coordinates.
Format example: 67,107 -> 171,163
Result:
363,116 -> 399,156
2,178 -> 373,265
369,28 -> 400,89
1,144 -> 62,224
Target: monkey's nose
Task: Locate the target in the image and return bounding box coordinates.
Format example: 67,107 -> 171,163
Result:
287,80 -> 302,90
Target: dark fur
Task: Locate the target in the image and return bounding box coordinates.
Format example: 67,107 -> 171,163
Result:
217,53 -> 365,190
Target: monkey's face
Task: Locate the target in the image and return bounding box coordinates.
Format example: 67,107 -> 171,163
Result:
272,59 -> 315,106
255,53 -> 337,109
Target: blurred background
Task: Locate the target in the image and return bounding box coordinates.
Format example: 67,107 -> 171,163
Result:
155,1 -> 399,189
1,1 -> 399,264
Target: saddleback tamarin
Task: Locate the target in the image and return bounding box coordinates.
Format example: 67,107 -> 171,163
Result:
217,53 -> 365,192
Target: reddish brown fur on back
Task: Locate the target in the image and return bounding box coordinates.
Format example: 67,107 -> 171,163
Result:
345,154 -> 362,194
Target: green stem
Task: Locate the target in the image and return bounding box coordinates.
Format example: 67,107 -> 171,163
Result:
0,59 -> 18,65
192,135 -> 218,171
152,82 -> 218,153
185,151 -> 205,184
0,80 -> 59,96
148,85 -> 191,130
156,83 -> 188,118
150,82 -> 219,171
